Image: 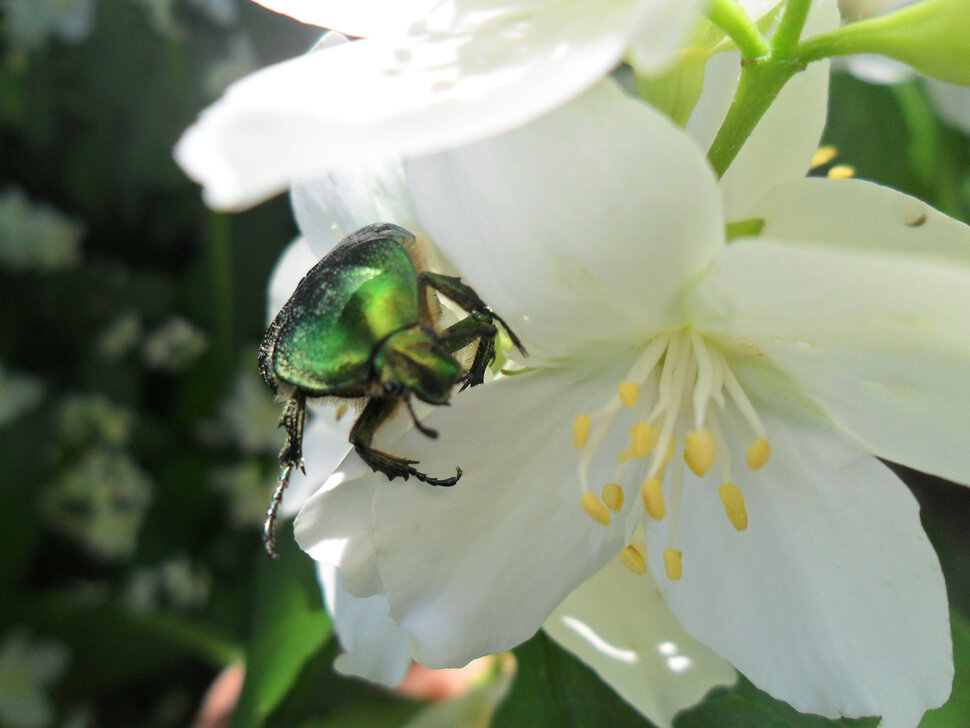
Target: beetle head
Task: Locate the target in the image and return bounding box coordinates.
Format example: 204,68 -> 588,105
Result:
373,326 -> 462,405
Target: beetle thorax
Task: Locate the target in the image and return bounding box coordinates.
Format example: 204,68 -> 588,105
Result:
373,326 -> 463,405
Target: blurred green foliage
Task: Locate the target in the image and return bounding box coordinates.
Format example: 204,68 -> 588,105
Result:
2,3 -> 970,727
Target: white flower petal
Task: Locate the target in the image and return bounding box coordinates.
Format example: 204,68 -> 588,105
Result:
924,78 -> 970,135
317,562 -> 411,687
755,177 -> 970,264
295,456 -> 386,597
625,0 -> 708,75
691,239 -> 970,484
290,157 -> 424,257
176,1 -> 646,210
684,50 -> 740,155
267,236 -> 318,321
251,0 -> 439,36
366,368 -> 629,668
544,557 -> 736,728
407,80 -> 724,363
646,393 -> 952,726
280,413 -> 353,518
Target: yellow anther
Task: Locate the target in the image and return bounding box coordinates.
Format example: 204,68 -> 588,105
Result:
620,544 -> 647,576
618,382 -> 639,408
827,164 -> 855,179
580,492 -> 612,525
664,548 -> 683,581
602,482 -> 624,513
718,482 -> 748,532
641,477 -> 665,520
746,438 -> 770,470
684,429 -> 716,477
617,448 -> 632,465
629,422 -> 655,459
810,145 -> 838,168
572,414 -> 591,449
335,405 -> 348,421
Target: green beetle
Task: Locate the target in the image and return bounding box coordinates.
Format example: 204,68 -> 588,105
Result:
258,222 -> 525,557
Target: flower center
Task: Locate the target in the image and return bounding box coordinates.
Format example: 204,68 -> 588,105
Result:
571,330 -> 770,581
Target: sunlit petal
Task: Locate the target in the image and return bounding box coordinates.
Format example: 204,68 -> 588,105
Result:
176,2 -> 645,210
408,80 -> 724,363
545,557 -> 736,728
367,368 -> 629,668
647,395 -> 952,725
251,0 -> 440,36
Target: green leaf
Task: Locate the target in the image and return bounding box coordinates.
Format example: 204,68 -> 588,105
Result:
265,640 -> 422,728
492,631 -> 657,728
920,611 -> 970,728
231,532 -> 332,728
674,678 -> 877,728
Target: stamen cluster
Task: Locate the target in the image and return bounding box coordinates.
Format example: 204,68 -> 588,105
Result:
572,330 -> 771,580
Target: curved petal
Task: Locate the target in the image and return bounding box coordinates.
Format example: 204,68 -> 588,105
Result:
645,388 -> 952,726
295,456 -> 386,597
544,557 -> 736,728
317,562 -> 411,686
408,80 -> 724,364
625,0 -> 708,75
267,236 -> 318,321
755,177 -> 970,264
251,0 -> 439,36
690,239 -> 970,484
368,368 -> 630,668
289,156 -> 425,258
279,413 -> 353,518
924,78 -> 970,135
175,1 -> 645,210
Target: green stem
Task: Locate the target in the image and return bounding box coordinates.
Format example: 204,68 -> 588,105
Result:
706,61 -> 800,178
771,0 -> 813,57
707,0 -> 771,60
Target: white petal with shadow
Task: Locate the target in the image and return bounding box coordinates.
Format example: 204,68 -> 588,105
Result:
317,562 -> 411,687
691,239 -> 970,485
645,384 -> 952,726
368,367 -> 628,668
408,80 -> 723,364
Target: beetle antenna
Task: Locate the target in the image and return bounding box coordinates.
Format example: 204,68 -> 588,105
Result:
405,397 -> 438,439
263,463 -> 294,560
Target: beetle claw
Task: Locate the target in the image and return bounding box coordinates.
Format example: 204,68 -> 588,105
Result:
410,465 -> 462,487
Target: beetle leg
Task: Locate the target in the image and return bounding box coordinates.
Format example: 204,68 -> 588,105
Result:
438,314 -> 497,389
350,396 -> 462,487
419,272 -> 527,356
263,392 -> 307,559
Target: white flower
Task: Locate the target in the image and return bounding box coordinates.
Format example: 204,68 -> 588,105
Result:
294,79 -> 965,727
176,0 -> 735,210
0,630 -> 69,728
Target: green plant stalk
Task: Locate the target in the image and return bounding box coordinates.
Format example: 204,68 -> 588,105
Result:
707,0 -> 771,60
706,60 -> 802,178
771,0 -> 813,57
705,0 -> 816,178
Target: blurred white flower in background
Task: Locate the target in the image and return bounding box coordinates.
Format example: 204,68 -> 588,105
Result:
0,188 -> 83,272
0,630 -> 69,728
